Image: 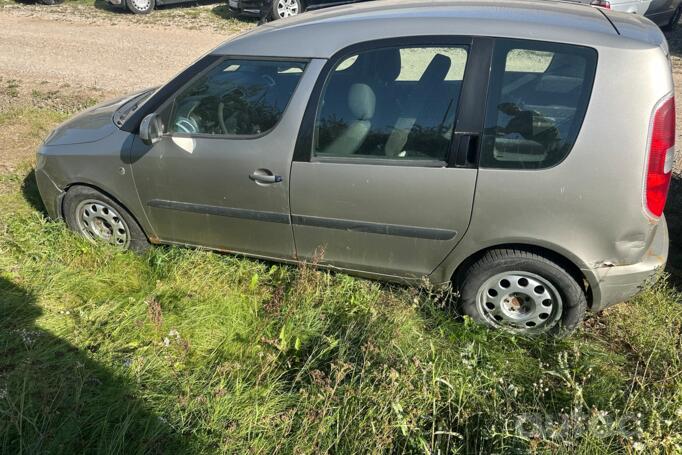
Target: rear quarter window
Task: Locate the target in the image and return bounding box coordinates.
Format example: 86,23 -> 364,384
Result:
480,40 -> 597,170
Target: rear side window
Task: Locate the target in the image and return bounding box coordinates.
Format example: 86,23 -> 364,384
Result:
313,45 -> 468,162
164,59 -> 306,137
480,41 -> 597,169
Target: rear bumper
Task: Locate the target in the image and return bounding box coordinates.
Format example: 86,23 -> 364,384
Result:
228,0 -> 263,16
588,216 -> 669,312
106,0 -> 124,6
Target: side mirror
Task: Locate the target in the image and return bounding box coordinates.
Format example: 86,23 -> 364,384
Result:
139,113 -> 163,145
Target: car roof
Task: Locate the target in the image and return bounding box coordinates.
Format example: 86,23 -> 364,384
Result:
214,0 -> 661,58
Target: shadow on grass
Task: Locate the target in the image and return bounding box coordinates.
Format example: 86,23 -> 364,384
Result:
0,277 -> 189,452
21,169 -> 48,217
210,2 -> 258,22
11,0 -> 63,5
93,0 -> 125,13
211,3 -> 232,19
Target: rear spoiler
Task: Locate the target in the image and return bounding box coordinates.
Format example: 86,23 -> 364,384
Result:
596,8 -> 669,56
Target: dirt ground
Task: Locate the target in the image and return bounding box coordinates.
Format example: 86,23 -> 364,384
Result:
0,8 -> 233,93
0,3 -> 251,172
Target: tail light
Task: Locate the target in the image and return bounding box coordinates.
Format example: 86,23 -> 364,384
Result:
644,96 -> 675,218
590,0 -> 611,8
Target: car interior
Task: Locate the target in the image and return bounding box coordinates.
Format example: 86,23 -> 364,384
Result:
164,48 -> 588,170
314,47 -> 463,161
489,50 -> 588,166
314,46 -> 590,168
169,60 -> 306,136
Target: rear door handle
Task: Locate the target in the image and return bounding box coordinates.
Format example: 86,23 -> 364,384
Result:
249,169 -> 283,184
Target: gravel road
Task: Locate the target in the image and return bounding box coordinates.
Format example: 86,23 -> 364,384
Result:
0,8 -> 229,93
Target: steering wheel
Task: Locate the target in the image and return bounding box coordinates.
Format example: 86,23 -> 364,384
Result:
174,116 -> 199,134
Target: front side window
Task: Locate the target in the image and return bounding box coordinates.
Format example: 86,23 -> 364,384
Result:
480,40 -> 597,169
165,59 -> 306,136
313,45 -> 469,162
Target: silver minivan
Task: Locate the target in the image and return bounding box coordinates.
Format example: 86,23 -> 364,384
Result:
35,0 -> 673,335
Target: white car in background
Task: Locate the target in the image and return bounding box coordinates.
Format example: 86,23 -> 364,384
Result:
589,0 -> 682,29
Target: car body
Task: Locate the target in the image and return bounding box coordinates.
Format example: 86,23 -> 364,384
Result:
105,0 -> 192,14
231,0 -> 682,28
228,0 -> 366,19
644,0 -> 682,27
36,0 -> 673,334
585,0 -> 682,29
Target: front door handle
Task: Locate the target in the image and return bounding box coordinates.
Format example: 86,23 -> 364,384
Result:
249,169 -> 283,184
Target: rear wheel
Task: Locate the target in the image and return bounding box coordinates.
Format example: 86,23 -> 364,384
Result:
457,249 -> 587,336
63,186 -> 150,253
126,0 -> 155,14
272,0 -> 301,19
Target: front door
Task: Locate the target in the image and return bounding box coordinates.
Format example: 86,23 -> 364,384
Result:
129,57 -> 316,260
290,37 -> 491,279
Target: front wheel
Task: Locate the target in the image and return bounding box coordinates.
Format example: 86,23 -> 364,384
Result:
63,186 -> 150,253
457,249 -> 587,336
272,0 -> 301,19
126,0 -> 155,14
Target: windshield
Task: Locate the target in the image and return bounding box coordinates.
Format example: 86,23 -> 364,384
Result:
114,88 -> 155,127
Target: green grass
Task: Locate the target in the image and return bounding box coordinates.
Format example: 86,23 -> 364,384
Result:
1,106 -> 682,453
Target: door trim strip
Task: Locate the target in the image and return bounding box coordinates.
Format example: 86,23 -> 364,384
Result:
291,214 -> 457,240
147,199 -> 291,224
147,199 -> 457,240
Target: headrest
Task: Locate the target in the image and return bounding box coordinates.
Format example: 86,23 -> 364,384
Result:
545,53 -> 585,78
355,48 -> 401,84
348,83 -> 376,120
419,54 -> 451,84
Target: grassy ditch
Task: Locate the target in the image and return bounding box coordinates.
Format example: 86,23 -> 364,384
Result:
1,98 -> 682,453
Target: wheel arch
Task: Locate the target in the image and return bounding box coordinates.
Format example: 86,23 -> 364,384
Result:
451,243 -> 595,309
61,182 -> 156,244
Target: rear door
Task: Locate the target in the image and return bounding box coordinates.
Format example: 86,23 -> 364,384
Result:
289,37 -> 492,279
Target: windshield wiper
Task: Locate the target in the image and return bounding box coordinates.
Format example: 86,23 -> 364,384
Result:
115,91 -> 152,127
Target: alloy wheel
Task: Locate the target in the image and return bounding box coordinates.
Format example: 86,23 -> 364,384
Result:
276,0 -> 299,18
131,0 -> 151,11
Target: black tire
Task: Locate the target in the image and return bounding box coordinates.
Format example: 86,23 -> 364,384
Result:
271,0 -> 302,20
63,185 -> 150,253
38,0 -> 63,5
662,6 -> 682,32
456,249 -> 587,336
125,0 -> 155,14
